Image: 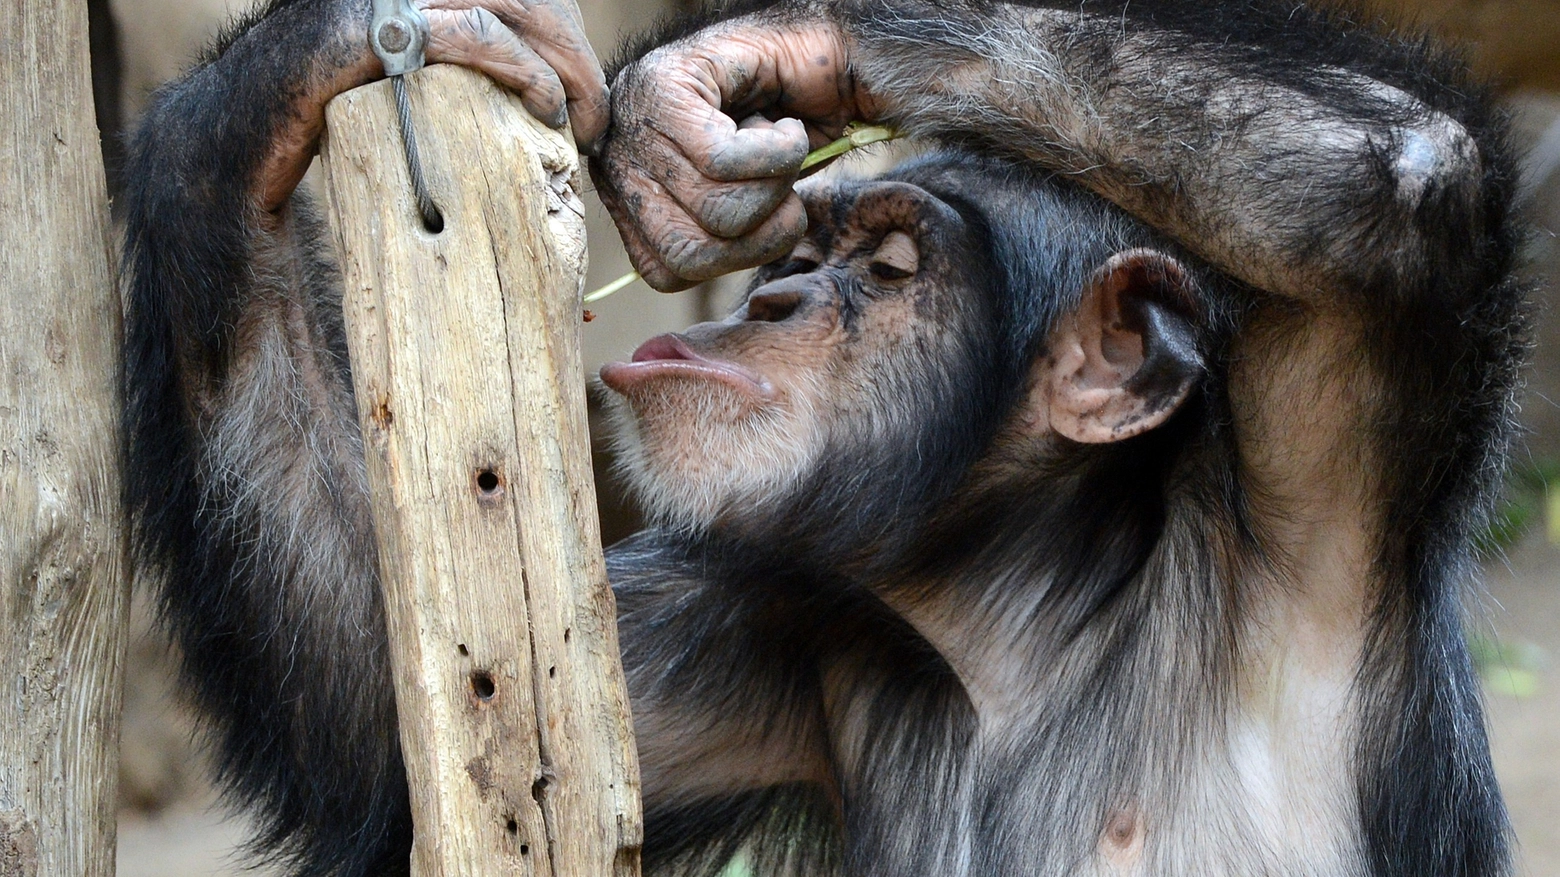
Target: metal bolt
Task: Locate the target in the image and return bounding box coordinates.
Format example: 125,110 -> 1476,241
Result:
377,18 -> 412,54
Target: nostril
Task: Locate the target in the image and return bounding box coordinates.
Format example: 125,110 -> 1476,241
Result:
745,290 -> 804,323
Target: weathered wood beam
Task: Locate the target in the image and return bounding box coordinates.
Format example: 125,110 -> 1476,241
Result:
0,1 -> 130,875
319,64 -> 641,876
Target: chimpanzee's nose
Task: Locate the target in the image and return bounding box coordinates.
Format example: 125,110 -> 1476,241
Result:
744,286 -> 806,323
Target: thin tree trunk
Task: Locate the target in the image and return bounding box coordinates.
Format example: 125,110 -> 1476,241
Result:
0,2 -> 130,876
320,65 -> 642,877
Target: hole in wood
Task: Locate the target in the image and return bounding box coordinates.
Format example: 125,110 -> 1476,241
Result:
532,775 -> 549,801
420,204 -> 445,235
506,818 -> 518,834
476,469 -> 501,494
520,844 -> 529,855
563,628 -> 571,644
471,671 -> 496,700
548,666 -> 555,678
457,644 -> 468,657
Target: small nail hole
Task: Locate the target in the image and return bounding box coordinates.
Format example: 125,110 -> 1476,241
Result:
563,628 -> 571,644
476,469 -> 500,493
471,671 -> 496,700
506,818 -> 518,834
548,666 -> 555,678
520,844 -> 529,855
457,644 -> 468,656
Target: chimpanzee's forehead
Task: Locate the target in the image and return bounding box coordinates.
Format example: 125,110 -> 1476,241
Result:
872,151 -> 1169,279
803,178 -> 964,239
876,152 -> 1067,226
800,153 -> 1066,261
805,150 -> 1060,229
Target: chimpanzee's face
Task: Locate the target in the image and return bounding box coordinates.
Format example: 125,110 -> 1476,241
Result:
599,163 -> 1204,541
598,178 -> 992,533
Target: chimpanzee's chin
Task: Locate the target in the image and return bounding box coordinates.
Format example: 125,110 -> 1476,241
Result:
599,386 -> 825,537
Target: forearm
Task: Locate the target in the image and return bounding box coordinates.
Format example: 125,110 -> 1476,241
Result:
122,34 -> 408,860
609,548 -> 839,873
121,1 -> 369,386
833,0 -> 1492,302
610,544 -> 832,803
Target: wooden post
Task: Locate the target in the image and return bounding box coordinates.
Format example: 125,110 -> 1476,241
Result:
0,2 -> 129,876
319,65 -> 642,876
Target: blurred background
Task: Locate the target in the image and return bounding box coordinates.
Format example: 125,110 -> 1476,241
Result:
91,0 -> 1558,873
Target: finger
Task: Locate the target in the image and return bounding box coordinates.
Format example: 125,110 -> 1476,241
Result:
504,0 -> 610,151
742,115 -> 850,168
636,63 -> 811,183
425,7 -> 568,129
660,22 -> 856,137
589,165 -> 697,291
424,0 -> 609,151
617,218 -> 699,293
594,155 -> 807,289
624,101 -> 805,234
682,116 -> 811,182
640,177 -> 808,282
684,177 -> 802,239
666,192 -> 807,280
627,127 -> 801,238
614,50 -> 808,235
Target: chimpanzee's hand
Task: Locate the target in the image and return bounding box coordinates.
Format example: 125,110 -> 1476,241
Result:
256,0 -> 607,210
421,0 -> 608,150
590,18 -> 874,291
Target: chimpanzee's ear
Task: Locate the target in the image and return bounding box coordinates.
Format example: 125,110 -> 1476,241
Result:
1036,249 -> 1203,443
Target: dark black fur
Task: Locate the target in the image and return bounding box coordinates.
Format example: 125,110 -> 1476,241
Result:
121,2 -> 411,874
122,0 -> 1522,875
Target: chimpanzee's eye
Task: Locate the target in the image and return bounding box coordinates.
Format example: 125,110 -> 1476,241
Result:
772,258 -> 820,279
866,230 -> 919,284
870,261 -> 914,282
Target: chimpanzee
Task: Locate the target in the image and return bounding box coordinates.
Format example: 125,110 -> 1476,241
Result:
120,0 -> 1523,876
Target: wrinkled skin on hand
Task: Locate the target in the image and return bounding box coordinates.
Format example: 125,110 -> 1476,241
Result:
422,0 -> 608,138
590,18 -> 874,291
259,0 -> 609,211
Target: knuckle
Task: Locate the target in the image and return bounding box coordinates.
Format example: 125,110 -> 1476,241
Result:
461,6 -> 498,36
660,233 -> 705,273
696,186 -> 771,238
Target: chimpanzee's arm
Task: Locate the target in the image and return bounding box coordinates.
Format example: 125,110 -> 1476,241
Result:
120,6 -> 407,873
845,1 -> 1497,303
120,1 -> 604,873
594,0 -> 1509,307
608,537 -> 840,875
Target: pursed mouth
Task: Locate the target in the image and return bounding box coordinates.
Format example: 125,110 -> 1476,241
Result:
599,334 -> 776,400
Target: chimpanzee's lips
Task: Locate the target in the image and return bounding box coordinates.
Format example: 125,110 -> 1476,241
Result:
599,334 -> 775,399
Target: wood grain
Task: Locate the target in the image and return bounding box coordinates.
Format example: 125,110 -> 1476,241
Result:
0,2 -> 129,876
320,65 -> 641,877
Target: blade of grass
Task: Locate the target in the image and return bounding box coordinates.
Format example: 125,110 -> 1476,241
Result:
583,269 -> 642,303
